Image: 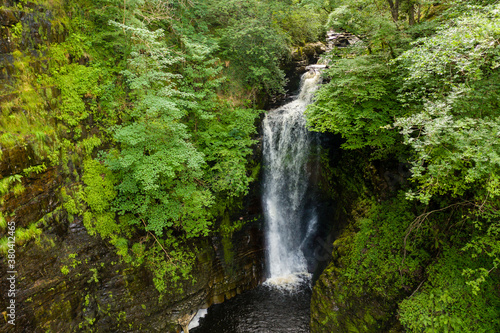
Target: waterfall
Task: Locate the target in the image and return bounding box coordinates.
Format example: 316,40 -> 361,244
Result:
262,70 -> 321,288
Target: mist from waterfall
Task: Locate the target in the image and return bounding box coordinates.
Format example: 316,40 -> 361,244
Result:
262,70 -> 321,288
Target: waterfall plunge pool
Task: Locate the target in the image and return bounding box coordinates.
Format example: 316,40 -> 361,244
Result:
191,282 -> 312,333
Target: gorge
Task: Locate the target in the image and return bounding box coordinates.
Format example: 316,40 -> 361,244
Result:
1,1 -> 499,332
190,68 -> 331,332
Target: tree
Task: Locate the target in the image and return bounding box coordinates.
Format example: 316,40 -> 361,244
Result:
105,23 -> 214,238
306,55 -> 401,152
393,5 -> 500,330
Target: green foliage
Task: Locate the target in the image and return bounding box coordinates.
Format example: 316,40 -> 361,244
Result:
0,212 -> 6,230
219,20 -> 290,95
23,164 -> 47,176
461,204 -> 500,295
145,240 -> 197,295
61,187 -> 84,216
399,250 -> 500,333
395,5 -> 500,202
342,195 -> 425,298
15,223 -> 42,245
219,216 -> 249,238
306,1 -> 500,332
12,183 -> 26,197
78,136 -> 102,156
82,159 -> 117,238
106,22 -> 213,238
198,105 -> 260,204
81,9 -> 262,293
111,237 -> 129,259
87,268 -> 99,283
306,55 -> 401,151
392,5 -> 500,307
0,174 -> 23,196
131,242 -> 146,266
1,15 -> 95,165
2,0 -> 324,297
193,0 -> 326,97
61,265 -> 70,275
47,62 -> 101,129
0,237 -> 9,255
279,4 -> 326,45
325,0 -> 410,55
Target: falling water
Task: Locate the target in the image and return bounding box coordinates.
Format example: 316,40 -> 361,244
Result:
262,70 -> 321,288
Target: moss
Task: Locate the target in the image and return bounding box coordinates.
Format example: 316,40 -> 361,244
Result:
61,265 -> 69,275
33,280 -> 73,327
221,234 -> 234,267
0,237 -> 9,255
310,167 -> 410,333
250,162 -> 261,180
12,182 -> 26,196
219,213 -> 237,271
15,222 -> 42,246
38,234 -> 56,249
345,321 -> 361,333
0,174 -> 22,196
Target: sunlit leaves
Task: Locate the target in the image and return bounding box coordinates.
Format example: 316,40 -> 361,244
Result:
392,5 -> 500,330
395,4 -> 500,202
102,24 -> 213,239
307,2 -> 500,331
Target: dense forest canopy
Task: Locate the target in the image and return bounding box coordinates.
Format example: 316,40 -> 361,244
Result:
0,0 -> 499,331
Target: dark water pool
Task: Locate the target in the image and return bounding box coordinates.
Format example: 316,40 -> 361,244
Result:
191,283 -> 311,333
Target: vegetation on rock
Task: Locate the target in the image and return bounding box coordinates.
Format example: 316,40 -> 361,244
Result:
0,0 -> 327,301
1,0 -> 499,331
308,0 -> 500,332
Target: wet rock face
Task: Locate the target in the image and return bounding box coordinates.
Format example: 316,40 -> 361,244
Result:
0,8 -> 18,55
326,30 -> 361,49
291,42 -> 327,64
0,143 -> 61,230
0,1 -> 67,92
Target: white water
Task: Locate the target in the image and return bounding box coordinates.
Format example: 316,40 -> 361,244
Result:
182,308 -> 208,332
262,70 -> 321,289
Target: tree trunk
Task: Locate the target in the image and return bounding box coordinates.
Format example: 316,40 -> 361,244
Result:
409,4 -> 415,26
387,0 -> 400,22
